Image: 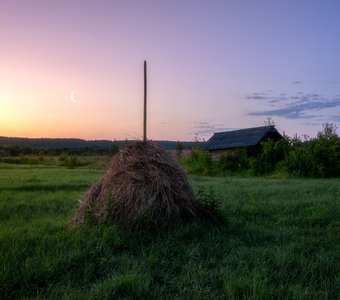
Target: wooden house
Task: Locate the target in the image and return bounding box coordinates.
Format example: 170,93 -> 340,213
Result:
205,125 -> 283,160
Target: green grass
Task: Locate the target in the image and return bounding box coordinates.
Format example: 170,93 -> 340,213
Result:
0,163 -> 339,299
0,155 -> 111,168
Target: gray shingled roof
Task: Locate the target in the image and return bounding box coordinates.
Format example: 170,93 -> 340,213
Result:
205,126 -> 281,150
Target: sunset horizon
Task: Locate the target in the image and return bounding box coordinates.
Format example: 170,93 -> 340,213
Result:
1,1 -> 340,141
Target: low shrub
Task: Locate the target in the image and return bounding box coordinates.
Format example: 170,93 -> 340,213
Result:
181,149 -> 216,176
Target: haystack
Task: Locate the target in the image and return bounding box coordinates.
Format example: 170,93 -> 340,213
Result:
72,141 -> 211,229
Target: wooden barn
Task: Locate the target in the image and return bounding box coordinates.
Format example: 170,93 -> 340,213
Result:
205,125 -> 283,160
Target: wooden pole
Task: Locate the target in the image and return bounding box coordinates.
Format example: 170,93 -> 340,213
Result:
143,60 -> 147,143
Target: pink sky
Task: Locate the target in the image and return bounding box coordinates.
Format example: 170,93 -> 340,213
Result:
1,1 -> 340,141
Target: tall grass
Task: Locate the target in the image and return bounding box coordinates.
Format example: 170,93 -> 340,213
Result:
0,163 -> 339,299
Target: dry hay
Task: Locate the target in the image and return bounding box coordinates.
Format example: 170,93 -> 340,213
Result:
72,141 -> 214,229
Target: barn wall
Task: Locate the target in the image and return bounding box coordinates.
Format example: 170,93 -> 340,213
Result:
208,148 -> 240,160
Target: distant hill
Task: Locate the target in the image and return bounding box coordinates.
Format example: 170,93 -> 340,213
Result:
0,136 -> 194,151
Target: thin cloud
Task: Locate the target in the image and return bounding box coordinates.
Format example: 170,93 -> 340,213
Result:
246,90 -> 340,122
246,95 -> 268,100
191,122 -> 237,138
245,92 -> 269,100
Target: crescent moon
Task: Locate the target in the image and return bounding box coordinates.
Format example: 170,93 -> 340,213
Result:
70,91 -> 77,103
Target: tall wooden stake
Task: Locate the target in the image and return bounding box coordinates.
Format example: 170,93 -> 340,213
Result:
143,60 -> 147,143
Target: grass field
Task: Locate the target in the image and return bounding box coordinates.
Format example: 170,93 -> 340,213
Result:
0,163 -> 339,299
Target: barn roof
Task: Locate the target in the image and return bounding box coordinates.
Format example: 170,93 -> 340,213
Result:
205,125 -> 281,150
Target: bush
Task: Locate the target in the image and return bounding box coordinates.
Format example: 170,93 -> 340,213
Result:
181,149 -> 215,176
312,123 -> 340,177
58,153 -> 79,168
68,155 -> 78,168
284,138 -> 311,177
249,138 -> 290,175
284,124 -> 340,177
218,149 -> 249,174
196,185 -> 222,216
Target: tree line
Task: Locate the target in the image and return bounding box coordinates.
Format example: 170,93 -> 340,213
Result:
0,137 -> 193,156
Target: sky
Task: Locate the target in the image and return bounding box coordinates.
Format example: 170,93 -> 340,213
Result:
1,0 -> 340,141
